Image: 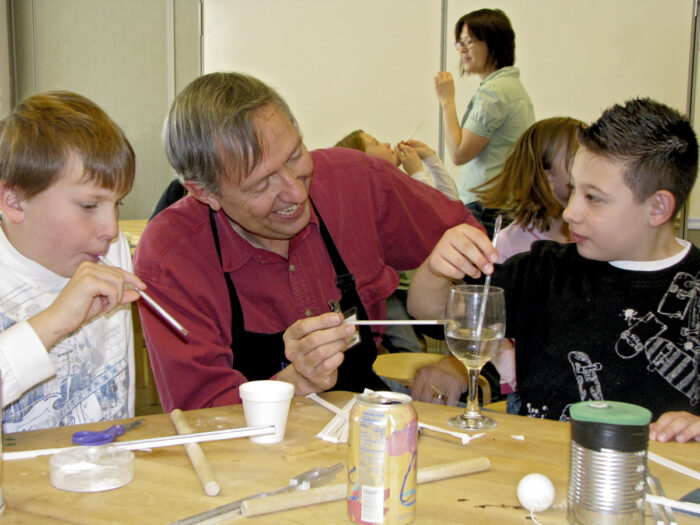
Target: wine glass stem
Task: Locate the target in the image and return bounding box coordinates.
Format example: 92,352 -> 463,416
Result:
466,367 -> 482,417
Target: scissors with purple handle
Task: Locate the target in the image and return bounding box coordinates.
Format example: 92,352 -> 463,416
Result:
72,419 -> 145,446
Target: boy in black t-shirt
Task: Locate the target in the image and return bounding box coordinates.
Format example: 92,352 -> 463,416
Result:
408,98 -> 700,443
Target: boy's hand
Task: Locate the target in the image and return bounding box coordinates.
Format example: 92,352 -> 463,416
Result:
407,224 -> 498,321
427,224 -> 498,280
278,312 -> 352,395
394,143 -> 423,175
649,411 -> 700,443
400,139 -> 433,159
29,261 -> 144,349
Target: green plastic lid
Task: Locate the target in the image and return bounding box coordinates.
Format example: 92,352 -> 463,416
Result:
570,401 -> 652,426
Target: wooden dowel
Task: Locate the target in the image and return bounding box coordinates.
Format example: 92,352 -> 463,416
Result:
170,409 -> 221,497
241,456 -> 490,517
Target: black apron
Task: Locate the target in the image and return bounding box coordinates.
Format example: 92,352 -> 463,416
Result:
209,204 -> 387,392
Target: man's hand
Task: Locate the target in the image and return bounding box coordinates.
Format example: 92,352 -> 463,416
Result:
29,261 -> 144,350
649,411 -> 700,443
410,356 -> 467,405
278,312 -> 356,395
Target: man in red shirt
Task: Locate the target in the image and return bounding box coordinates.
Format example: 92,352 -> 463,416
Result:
135,72 -> 484,411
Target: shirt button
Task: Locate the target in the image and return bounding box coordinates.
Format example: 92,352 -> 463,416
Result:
305,309 -> 313,317
289,264 -> 295,272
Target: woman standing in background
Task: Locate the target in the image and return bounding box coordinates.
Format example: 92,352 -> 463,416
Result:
436,8 -> 534,236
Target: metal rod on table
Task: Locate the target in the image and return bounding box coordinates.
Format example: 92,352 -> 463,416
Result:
4,424 -> 275,460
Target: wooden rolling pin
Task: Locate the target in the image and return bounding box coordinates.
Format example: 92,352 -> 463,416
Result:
171,409 -> 221,497
241,456 -> 490,517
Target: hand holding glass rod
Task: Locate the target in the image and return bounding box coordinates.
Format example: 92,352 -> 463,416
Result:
475,215 -> 503,338
98,256 -> 189,337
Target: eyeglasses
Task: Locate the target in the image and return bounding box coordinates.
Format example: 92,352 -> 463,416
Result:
455,38 -> 475,51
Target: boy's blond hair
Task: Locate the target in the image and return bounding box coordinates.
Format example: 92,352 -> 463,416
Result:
335,129 -> 366,152
0,91 -> 134,199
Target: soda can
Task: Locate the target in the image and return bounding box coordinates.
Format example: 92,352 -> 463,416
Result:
347,391 -> 418,525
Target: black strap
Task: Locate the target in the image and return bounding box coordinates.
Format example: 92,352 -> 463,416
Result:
209,209 -> 246,340
209,204 -> 386,391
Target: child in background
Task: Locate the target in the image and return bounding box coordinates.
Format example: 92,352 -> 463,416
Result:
473,117 -> 583,260
0,91 -> 145,432
335,129 -> 460,355
408,98 -> 700,442
472,117 -> 583,410
335,130 -> 459,200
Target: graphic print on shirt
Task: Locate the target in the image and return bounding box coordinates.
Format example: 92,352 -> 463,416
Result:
615,271 -> 699,407
0,283 -> 129,432
544,351 -> 605,421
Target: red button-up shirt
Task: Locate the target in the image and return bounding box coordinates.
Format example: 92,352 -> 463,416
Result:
135,148 -> 481,410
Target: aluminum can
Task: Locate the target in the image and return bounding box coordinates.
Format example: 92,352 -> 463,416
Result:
347,391 -> 418,525
567,401 -> 651,525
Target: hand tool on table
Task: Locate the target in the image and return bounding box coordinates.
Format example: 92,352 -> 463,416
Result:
647,473 -> 678,525
241,456 -> 490,517
72,419 -> 145,445
173,463 -> 344,524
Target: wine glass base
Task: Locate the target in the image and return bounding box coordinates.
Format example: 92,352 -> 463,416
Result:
448,412 -> 497,430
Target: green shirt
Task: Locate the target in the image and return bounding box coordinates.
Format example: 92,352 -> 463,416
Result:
459,66 -> 535,204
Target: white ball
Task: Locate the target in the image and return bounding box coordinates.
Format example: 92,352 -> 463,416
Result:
517,473 -> 555,512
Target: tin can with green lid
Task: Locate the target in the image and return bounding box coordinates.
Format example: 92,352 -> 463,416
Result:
567,401 -> 651,525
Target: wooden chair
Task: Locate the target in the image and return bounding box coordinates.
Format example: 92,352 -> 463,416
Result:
373,353 -> 491,405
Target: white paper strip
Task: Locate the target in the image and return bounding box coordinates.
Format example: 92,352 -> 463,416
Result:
648,451 -> 700,481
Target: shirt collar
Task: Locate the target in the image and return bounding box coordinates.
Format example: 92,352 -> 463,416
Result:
610,239 -> 691,271
217,201 -> 321,271
481,66 -> 520,84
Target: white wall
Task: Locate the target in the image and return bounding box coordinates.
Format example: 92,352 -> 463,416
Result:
446,0 -> 695,217
0,1 -> 11,117
203,0 -> 699,219
11,0 -> 201,220
204,0 -> 443,152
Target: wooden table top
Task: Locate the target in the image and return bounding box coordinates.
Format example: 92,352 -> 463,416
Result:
1,391 -> 697,524
118,219 -> 147,253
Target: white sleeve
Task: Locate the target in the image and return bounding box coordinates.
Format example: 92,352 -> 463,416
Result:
0,321 -> 55,407
409,169 -> 436,188
421,154 -> 460,200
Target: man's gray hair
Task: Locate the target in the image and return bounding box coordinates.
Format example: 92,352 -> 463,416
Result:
163,72 -> 298,194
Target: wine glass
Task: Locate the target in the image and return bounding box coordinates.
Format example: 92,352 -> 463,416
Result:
444,284 -> 505,430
